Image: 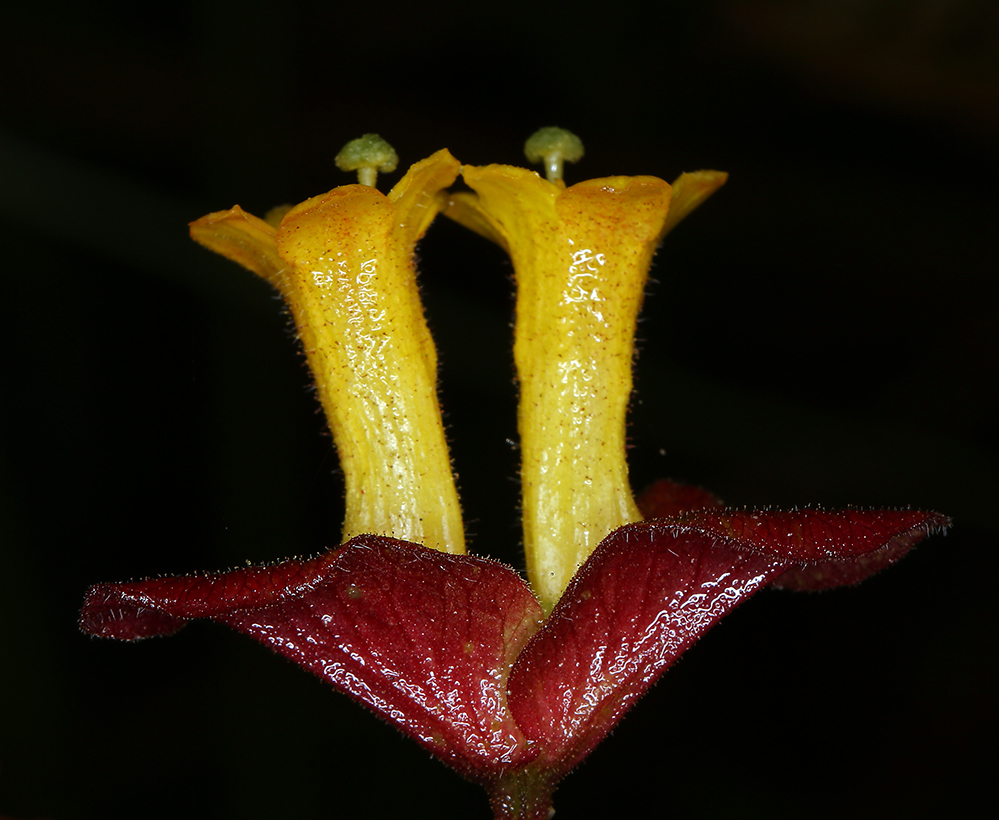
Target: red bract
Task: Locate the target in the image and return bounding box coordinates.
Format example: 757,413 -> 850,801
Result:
79,480 -> 949,819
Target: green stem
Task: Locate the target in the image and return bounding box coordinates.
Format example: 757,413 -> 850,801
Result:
487,771 -> 555,820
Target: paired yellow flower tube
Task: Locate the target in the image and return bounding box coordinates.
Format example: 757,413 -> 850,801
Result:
190,133 -> 726,612
190,149 -> 465,554
447,165 -> 726,608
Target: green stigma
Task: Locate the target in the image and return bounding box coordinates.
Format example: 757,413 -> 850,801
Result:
335,134 -> 400,188
524,126 -> 584,183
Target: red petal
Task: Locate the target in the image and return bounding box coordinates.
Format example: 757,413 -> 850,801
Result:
81,535 -> 544,779
508,507 -> 949,774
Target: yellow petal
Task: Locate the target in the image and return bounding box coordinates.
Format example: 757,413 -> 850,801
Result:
189,206 -> 287,292
446,164 -> 557,254
387,148 -> 462,249
659,170 -> 728,240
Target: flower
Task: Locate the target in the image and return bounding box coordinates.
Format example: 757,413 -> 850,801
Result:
187,146 -> 464,553
445,155 -> 729,610
80,133 -> 949,819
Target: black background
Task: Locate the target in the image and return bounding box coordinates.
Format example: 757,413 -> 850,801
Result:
1,1 -> 996,818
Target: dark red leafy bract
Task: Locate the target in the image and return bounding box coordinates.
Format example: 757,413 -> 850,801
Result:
506,505 -> 949,775
80,483 -> 949,812
80,535 -> 544,779
671,506 -> 951,590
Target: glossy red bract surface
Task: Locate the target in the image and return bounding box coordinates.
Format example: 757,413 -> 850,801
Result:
80,481 -> 950,814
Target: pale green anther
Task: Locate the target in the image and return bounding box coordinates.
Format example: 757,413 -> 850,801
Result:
335,133 -> 400,188
524,126 -> 584,183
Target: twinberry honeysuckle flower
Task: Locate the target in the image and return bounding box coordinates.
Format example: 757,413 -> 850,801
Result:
188,145 -> 465,554
80,132 -> 949,820
445,145 -> 730,610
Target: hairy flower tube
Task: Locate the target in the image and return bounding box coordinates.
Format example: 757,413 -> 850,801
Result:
187,147 -> 465,553
80,132 -> 949,820
446,153 -> 730,611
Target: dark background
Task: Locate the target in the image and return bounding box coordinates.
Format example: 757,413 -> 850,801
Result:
1,1 -> 995,818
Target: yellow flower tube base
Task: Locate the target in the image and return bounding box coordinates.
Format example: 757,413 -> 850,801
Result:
191,149 -> 465,554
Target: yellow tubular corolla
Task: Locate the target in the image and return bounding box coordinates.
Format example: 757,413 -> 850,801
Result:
190,149 -> 466,554
448,164 -> 727,610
